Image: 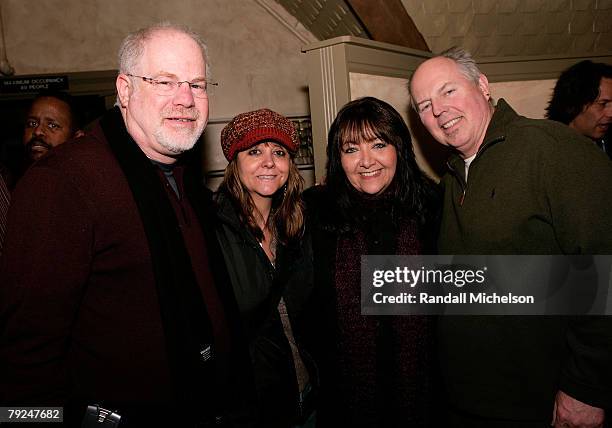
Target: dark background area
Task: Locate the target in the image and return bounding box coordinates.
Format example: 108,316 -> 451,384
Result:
0,94 -> 108,187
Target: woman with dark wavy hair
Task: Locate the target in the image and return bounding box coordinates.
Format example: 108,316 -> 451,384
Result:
215,108 -> 315,428
301,97 -> 440,427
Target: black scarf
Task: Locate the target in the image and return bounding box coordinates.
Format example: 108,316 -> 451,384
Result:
99,107 -> 221,420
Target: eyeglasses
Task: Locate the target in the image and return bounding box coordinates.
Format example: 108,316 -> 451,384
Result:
126,73 -> 217,98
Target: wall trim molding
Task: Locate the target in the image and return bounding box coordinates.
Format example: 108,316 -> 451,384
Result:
303,36 -> 612,180
304,36 -> 612,82
477,54 -> 612,82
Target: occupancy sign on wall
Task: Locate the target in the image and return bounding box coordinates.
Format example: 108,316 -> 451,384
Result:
0,76 -> 68,93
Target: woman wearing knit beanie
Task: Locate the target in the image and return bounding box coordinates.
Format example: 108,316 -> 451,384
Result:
300,97 -> 442,427
215,108 -> 316,428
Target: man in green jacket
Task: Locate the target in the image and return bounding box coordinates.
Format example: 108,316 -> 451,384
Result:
410,47 -> 612,428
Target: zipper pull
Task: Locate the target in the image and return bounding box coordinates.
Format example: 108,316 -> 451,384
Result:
459,189 -> 466,206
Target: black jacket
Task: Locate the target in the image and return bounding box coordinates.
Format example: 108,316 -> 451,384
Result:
215,191 -> 316,428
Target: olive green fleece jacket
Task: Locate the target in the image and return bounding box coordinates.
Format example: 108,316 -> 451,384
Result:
437,99 -> 612,420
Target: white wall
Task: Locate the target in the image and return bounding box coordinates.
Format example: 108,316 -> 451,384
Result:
489,80 -> 556,119
2,0 -> 313,183
4,0 -> 311,118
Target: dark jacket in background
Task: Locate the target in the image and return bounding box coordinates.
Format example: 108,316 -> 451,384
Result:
598,132 -> 612,160
0,163 -> 9,256
215,190 -> 315,428
438,99 -> 612,423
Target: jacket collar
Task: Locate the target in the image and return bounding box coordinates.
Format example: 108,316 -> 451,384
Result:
481,98 -> 517,148
215,190 -> 242,230
447,98 -> 516,172
216,189 -> 307,264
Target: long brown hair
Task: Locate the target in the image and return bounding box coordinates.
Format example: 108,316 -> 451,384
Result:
219,156 -> 304,244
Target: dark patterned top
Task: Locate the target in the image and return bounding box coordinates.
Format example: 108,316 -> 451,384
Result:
0,167 -> 9,256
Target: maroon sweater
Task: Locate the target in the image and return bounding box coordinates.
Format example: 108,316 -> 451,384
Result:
0,109 -> 255,426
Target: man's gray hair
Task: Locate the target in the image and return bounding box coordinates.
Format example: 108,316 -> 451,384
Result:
439,46 -> 482,85
409,46 -> 487,110
117,22 -> 211,81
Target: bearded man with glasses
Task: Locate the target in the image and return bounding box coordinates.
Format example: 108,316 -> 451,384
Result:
0,22 -> 257,427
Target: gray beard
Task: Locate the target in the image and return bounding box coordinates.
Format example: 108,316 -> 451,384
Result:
153,125 -> 204,154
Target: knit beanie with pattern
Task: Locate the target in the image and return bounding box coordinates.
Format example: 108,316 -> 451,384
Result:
220,108 -> 299,161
